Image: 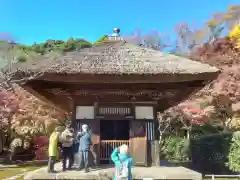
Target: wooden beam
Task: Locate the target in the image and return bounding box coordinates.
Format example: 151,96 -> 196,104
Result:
70,98 -> 76,128
73,96 -> 159,104
43,88 -> 176,97
31,87 -> 73,112
37,72 -> 219,83
22,85 -> 66,112
28,80 -> 206,90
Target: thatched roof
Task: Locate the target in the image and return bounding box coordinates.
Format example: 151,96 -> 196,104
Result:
10,41 -> 219,76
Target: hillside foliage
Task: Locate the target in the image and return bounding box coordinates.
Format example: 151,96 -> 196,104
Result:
0,37 -> 92,63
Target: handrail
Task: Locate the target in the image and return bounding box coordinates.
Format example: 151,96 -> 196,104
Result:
100,140 -> 130,161
101,140 -> 130,143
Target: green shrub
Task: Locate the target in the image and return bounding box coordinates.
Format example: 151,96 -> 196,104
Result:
226,132 -> 240,172
16,54 -> 27,62
161,136 -> 189,162
190,133 -> 232,174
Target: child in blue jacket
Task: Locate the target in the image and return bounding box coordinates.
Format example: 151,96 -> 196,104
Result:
111,144 -> 133,180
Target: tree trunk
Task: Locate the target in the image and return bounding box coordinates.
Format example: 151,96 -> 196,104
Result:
223,126 -> 229,132
155,133 -> 163,167
7,114 -> 13,148
155,140 -> 160,167
186,129 -> 191,139
222,119 -> 230,133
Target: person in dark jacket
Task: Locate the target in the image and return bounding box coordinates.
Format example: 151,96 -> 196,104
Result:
60,125 -> 74,171
77,124 -> 92,173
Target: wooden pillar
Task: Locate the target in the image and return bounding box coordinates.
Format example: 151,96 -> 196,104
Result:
70,98 -> 76,128
154,126 -> 160,167
154,105 -> 160,167
93,102 -> 100,166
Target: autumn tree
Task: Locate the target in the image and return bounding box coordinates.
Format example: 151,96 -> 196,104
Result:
8,85 -> 67,160
11,86 -> 65,137
205,13 -> 225,43
0,34 -> 91,158
189,34 -> 240,131
200,66 -> 240,131
207,94 -> 233,132
223,5 -> 240,30
0,35 -> 67,158
167,4 -> 240,134
157,106 -> 205,164
172,22 -> 207,55
124,29 -> 170,51
0,90 -> 19,152
0,37 -> 20,152
172,5 -> 240,55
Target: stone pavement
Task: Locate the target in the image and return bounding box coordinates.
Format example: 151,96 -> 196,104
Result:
24,162 -> 202,180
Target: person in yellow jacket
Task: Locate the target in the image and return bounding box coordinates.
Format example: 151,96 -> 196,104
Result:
48,127 -> 61,173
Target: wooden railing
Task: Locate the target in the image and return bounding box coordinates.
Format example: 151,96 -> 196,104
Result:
100,140 -> 130,161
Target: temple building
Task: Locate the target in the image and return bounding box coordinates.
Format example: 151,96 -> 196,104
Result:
9,29 -> 219,166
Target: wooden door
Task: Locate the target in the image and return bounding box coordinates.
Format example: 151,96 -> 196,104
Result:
130,120 -> 147,166
76,120 -> 100,167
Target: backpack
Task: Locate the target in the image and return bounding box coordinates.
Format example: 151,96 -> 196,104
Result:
115,158 -> 130,180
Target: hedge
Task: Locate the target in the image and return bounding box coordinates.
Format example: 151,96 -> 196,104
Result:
190,133 -> 232,174
191,124 -> 223,138
162,132 -> 240,174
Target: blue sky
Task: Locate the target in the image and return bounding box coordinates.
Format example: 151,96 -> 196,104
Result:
0,0 -> 239,45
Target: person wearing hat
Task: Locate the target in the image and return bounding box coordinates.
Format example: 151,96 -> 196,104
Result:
77,124 -> 92,173
48,127 -> 61,173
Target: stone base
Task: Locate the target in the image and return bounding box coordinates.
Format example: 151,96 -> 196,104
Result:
24,162 -> 202,180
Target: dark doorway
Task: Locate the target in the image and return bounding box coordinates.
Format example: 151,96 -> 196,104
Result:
100,120 -> 130,164
100,120 -> 130,140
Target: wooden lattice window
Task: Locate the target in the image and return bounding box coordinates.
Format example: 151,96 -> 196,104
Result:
98,107 -> 131,116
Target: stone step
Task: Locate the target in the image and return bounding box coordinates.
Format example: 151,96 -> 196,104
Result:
24,162 -> 202,180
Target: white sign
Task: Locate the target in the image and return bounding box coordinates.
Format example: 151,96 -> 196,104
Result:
135,106 -> 154,119
76,106 -> 94,119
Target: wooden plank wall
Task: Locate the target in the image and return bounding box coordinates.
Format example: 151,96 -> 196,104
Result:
145,120 -> 156,166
